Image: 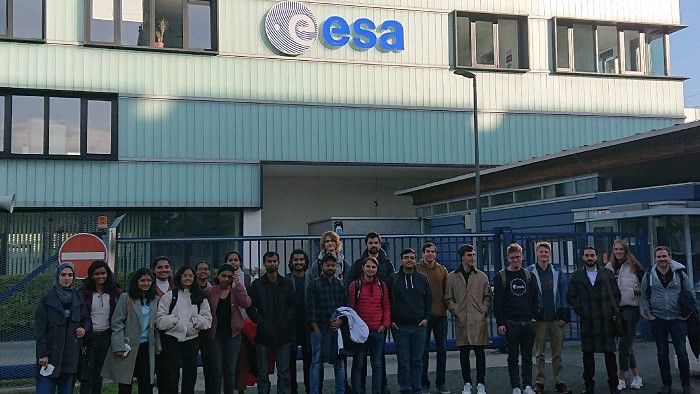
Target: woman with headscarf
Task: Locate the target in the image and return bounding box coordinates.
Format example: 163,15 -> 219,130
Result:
35,262 -> 91,394
101,267 -> 161,393
156,265 -> 212,394
203,263 -> 252,393
78,260 -> 122,394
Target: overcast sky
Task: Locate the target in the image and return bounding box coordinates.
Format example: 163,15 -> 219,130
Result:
673,0 -> 700,108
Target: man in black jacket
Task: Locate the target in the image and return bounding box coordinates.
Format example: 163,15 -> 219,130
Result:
248,251 -> 296,394
388,248 -> 432,394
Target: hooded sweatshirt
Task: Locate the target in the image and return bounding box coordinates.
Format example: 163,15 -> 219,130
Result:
640,260 -> 695,320
416,259 -> 448,317
387,267 -> 432,325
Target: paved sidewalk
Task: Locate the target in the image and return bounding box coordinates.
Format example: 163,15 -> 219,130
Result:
218,340 -> 700,394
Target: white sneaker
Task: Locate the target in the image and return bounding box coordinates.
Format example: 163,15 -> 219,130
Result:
618,379 -> 627,390
523,386 -> 536,394
476,383 -> 486,394
462,383 -> 472,394
630,376 -> 643,389
512,389 -> 522,394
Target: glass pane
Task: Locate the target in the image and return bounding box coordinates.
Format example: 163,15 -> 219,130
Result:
0,0 -> 7,35
90,0 -> 114,42
11,96 -> 44,154
573,24 -> 595,72
188,0 -> 211,49
155,0 -> 183,49
597,25 -> 619,73
514,187 -> 541,203
575,178 -> 597,194
87,100 -> 112,154
0,96 -> 4,151
491,192 -> 513,206
556,24 -> 570,68
475,20 -> 494,66
122,0 -> 149,46
455,14 -> 471,67
448,200 -> 467,212
432,204 -> 448,215
646,29 -> 666,76
555,182 -> 575,197
498,19 -> 519,69
624,30 -> 641,72
48,97 -> 80,155
12,0 -> 43,39
690,216 -> 700,289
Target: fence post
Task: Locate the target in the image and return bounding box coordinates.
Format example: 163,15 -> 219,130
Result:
107,214 -> 127,274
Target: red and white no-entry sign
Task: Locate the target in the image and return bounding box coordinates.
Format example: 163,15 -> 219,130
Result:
59,233 -> 108,279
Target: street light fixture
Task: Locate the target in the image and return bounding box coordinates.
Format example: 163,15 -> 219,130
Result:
453,69 -> 482,233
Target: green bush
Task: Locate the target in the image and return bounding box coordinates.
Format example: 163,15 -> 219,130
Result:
0,271 -> 55,340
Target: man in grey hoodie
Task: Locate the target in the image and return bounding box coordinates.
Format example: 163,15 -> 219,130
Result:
640,246 -> 695,394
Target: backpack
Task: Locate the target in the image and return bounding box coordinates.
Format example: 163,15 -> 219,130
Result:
353,278 -> 385,305
499,269 -> 531,290
167,288 -> 201,314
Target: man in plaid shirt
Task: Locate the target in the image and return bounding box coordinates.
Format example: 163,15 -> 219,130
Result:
307,252 -> 349,394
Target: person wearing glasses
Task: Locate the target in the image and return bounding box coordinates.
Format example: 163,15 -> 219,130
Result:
310,231 -> 351,283
78,260 -> 122,394
35,262 -> 91,394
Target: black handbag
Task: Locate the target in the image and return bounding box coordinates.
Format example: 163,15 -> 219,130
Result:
603,272 -> 627,337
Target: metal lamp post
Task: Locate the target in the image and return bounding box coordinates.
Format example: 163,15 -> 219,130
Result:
453,69 -> 482,233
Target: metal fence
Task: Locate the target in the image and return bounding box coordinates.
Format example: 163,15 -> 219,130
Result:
0,230 -> 646,383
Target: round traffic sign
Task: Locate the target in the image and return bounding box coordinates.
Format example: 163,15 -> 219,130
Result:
59,233 -> 108,279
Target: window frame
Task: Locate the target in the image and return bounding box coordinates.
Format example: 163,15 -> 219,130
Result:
0,88 -> 118,160
453,11 -> 530,72
0,0 -> 46,42
84,0 -> 218,53
553,17 -> 681,77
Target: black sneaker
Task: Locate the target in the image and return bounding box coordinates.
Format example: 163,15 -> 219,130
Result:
555,383 -> 573,394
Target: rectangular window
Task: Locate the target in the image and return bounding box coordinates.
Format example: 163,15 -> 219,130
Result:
597,25 -> 619,73
454,12 -> 528,70
491,192 -> 513,206
646,29 -> 666,76
572,24 -> 595,72
556,24 -> 570,69
624,30 -> 641,72
556,19 -> 671,76
86,0 -> 216,51
514,187 -> 541,203
1,90 -> 116,158
1,0 -> 44,39
48,97 -> 81,155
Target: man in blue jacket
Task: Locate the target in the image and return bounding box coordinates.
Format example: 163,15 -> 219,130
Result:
527,241 -> 572,394
388,248 -> 432,394
640,246 -> 695,394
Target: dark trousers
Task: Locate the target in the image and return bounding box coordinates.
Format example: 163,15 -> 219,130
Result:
582,351 -> 617,390
201,332 -> 213,394
290,325 -> 312,394
257,342 -> 292,394
162,334 -> 201,394
118,342 -> 152,394
459,345 -> 486,385
617,306 -> 640,372
505,321 -> 535,389
352,331 -> 385,394
36,374 -> 76,394
421,315 -> 447,388
650,318 -> 691,388
205,334 -> 242,394
80,331 -> 111,394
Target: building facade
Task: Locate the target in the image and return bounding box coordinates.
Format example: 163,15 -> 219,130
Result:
0,0 -> 688,272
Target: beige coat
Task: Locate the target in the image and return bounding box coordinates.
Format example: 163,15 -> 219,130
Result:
445,266 -> 493,346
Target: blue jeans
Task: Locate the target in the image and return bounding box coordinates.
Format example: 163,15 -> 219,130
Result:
650,318 -> 690,388
392,324 -> 426,394
352,331 -> 385,394
206,334 -> 242,394
421,315 -> 447,388
36,373 -> 76,394
310,330 -> 345,394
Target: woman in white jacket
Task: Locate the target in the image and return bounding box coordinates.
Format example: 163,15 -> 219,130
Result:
156,266 -> 212,394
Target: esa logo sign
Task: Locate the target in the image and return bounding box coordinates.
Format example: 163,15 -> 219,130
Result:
264,1 -> 405,56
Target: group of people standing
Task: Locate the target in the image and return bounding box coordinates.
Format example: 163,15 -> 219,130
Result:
32,232 -> 696,394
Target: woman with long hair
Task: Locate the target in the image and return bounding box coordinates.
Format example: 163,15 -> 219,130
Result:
605,239 -> 645,390
204,263 -> 252,393
102,268 -> 161,393
156,265 -> 212,394
310,231 -> 351,282
78,260 -> 122,394
35,262 -> 91,393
